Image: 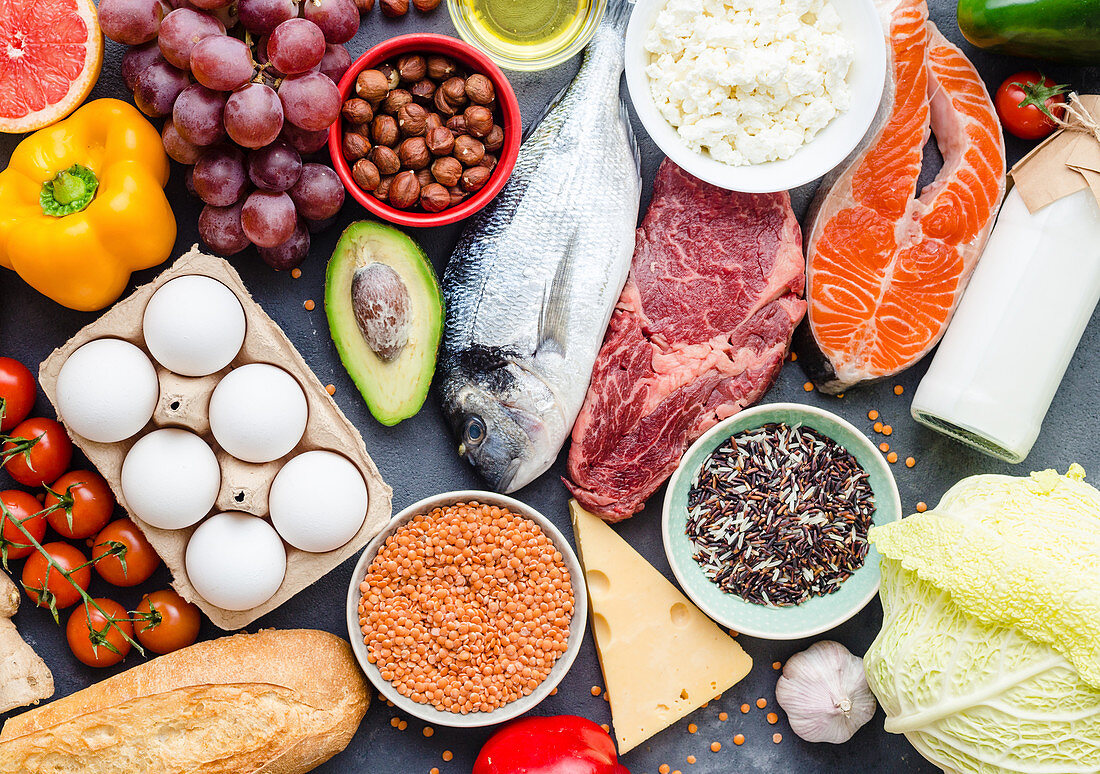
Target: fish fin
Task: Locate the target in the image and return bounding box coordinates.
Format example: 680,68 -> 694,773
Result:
538,232 -> 579,357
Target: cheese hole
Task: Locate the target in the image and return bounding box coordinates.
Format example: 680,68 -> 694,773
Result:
593,613 -> 612,645
669,603 -> 691,627
587,569 -> 611,596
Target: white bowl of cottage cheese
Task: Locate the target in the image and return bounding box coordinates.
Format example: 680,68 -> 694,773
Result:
625,0 -> 887,192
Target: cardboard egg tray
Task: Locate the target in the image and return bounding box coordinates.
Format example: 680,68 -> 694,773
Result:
37,247 -> 393,631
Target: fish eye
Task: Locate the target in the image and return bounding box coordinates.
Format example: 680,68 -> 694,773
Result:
464,416 -> 486,445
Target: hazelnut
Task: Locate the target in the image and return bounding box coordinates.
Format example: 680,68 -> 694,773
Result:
461,165 -> 491,193
410,78 -> 436,103
380,0 -> 408,16
378,63 -> 401,90
426,55 -> 456,81
352,158 -> 381,191
464,105 -> 493,138
431,156 -> 463,187
441,77 -> 468,107
483,124 -> 504,152
356,70 -> 389,103
479,153 -> 498,171
388,170 -> 420,209
397,102 -> 429,137
446,115 -> 467,135
342,97 -> 373,124
397,54 -> 427,83
370,145 -> 401,175
383,88 -> 413,116
415,167 -> 434,188
398,137 -> 431,170
372,114 -> 399,146
374,175 -> 394,201
433,89 -> 458,117
464,74 -> 495,105
354,0 -> 374,11
426,112 -> 444,131
420,182 -> 450,212
454,135 -> 485,166
342,131 -> 371,161
447,185 -> 467,206
425,126 -> 454,156
412,0 -> 441,10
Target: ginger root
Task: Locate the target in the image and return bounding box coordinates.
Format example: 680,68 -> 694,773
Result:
0,569 -> 53,714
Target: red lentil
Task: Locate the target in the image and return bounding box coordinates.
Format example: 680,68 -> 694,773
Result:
290,268 -> 302,279
873,421 -> 884,433
772,661 -> 782,670
767,712 -> 778,724
916,501 -> 927,512
894,385 -> 903,395
660,765 -> 671,774
882,425 -> 893,436
773,733 -> 783,743
718,712 -> 728,721
887,452 -> 898,464
740,703 -> 750,714
756,698 -> 767,709
359,502 -> 575,714
303,299 -> 315,311
710,742 -> 721,752
442,751 -> 453,762
790,352 -> 797,361
601,723 -> 610,733
734,734 -> 745,746
423,727 -> 434,737
591,685 -> 602,697
687,755 -> 696,764
688,723 -> 697,734
802,381 -> 814,392
868,409 -> 879,421
431,769 -> 439,774
905,457 -> 916,468
879,442 -> 890,452
326,384 -> 336,395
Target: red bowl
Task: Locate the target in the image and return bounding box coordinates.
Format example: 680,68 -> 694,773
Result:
329,33 -> 521,228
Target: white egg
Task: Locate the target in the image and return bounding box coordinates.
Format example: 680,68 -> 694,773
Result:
121,429 -> 221,530
55,339 -> 159,443
269,451 -> 368,553
185,512 -> 286,611
209,364 -> 308,463
143,276 -> 247,377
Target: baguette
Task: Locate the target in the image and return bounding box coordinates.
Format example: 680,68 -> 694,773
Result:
0,629 -> 369,774
0,569 -> 54,714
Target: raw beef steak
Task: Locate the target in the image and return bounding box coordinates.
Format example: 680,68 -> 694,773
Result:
565,161 -> 805,521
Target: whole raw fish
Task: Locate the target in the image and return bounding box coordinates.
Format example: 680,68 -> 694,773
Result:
439,0 -> 641,493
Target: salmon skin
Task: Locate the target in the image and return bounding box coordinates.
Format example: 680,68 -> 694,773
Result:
797,0 -> 1006,393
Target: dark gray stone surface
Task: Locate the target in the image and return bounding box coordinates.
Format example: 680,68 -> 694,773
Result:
0,2 -> 1096,771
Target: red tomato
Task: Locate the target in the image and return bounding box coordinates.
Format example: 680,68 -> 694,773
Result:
22,541 -> 91,609
134,589 -> 201,654
0,489 -> 47,561
995,72 -> 1068,140
92,519 -> 160,587
2,418 -> 73,488
0,358 -> 35,433
66,597 -> 133,667
45,470 -> 116,539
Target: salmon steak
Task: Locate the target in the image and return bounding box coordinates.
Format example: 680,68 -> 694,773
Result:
797,0 -> 1006,393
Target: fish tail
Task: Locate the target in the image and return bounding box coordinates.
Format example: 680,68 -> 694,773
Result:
606,0 -> 633,32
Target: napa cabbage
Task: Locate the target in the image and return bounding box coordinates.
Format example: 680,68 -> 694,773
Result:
865,464 -> 1100,774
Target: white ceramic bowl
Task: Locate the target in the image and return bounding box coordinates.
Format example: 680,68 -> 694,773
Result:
625,0 -> 888,193
345,490 -> 587,728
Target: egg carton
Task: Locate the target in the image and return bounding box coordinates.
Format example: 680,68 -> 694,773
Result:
38,247 -> 393,631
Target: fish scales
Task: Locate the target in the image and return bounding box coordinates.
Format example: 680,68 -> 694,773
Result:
440,0 -> 641,493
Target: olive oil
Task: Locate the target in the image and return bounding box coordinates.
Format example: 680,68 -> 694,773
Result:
458,0 -> 593,63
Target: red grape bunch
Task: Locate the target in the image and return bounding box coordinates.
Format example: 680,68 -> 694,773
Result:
99,0 -> 356,269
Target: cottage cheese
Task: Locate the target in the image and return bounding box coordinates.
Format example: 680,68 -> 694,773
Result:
645,0 -> 855,166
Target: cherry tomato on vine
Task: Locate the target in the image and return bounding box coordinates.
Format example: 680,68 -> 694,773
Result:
134,589 -> 201,654
2,417 -> 72,488
66,597 -> 133,667
995,72 -> 1068,140
0,489 -> 47,561
0,358 -> 35,432
92,519 -> 160,587
45,470 -> 116,539
22,541 -> 91,610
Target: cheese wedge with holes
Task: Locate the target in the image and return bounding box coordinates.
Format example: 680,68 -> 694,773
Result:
570,500 -> 752,754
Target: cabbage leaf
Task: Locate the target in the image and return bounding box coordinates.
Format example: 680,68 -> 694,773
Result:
865,465 -> 1100,773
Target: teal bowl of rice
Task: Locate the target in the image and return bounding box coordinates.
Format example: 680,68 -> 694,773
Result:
661,402 -> 901,640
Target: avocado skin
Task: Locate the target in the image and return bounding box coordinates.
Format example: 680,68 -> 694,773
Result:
958,0 -> 1100,64
325,221 -> 444,426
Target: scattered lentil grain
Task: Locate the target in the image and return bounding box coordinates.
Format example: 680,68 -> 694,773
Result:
894,385 -> 904,395
687,755 -> 697,764
772,661 -> 782,670
883,425 -> 893,436
740,704 -> 750,714
688,723 -> 697,734
887,452 -> 898,464
803,381 -> 814,392
304,299 -> 315,311
423,727 -> 434,737
756,698 -> 767,709
767,712 -> 778,724
291,268 -> 302,279
873,421 -> 884,433
326,384 -> 336,395
710,742 -> 721,752
790,352 -> 797,361
660,765 -> 670,774
718,712 -> 728,721
868,410 -> 879,421
442,751 -> 453,762
398,720 -> 408,731
734,734 -> 745,745
601,723 -> 610,732
879,442 -> 889,452
916,502 -> 927,512
905,457 -> 916,468
431,769 -> 439,774
773,733 -> 783,743
390,717 -> 399,727
591,686 -> 602,697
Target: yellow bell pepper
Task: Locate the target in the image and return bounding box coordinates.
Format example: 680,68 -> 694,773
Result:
0,99 -> 176,311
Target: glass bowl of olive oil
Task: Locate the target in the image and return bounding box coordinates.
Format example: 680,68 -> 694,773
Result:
448,0 -> 608,71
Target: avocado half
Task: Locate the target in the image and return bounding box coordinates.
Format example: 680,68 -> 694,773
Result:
325,221 -> 444,426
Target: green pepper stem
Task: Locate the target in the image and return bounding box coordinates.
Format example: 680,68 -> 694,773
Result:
40,164 -> 99,217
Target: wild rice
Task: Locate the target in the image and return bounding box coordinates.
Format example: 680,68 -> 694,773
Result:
685,422 -> 874,607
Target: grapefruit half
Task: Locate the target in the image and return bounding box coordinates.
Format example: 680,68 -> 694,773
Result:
0,0 -> 103,133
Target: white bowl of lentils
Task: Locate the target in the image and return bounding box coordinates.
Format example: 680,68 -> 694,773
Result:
346,490 -> 587,727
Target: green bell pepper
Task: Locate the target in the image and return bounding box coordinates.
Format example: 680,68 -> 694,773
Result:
958,0 -> 1100,64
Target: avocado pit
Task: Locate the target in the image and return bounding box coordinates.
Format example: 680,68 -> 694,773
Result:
352,262 -> 411,362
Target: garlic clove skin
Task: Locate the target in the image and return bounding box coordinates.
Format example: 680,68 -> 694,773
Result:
775,640 -> 878,744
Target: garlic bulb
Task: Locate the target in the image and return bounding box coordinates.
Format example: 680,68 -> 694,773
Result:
775,640 -> 877,744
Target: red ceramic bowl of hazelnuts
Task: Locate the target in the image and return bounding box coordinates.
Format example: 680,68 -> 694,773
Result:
329,33 -> 521,228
